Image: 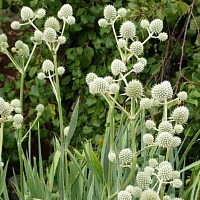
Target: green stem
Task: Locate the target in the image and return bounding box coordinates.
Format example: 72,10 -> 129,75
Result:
0,122 -> 4,163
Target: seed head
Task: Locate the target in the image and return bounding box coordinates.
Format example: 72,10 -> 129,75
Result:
89,77 -> 109,94
130,41 -> 143,55
98,18 -> 108,27
177,91 -> 187,101
86,73 -> 98,85
171,106 -> 189,124
104,76 -> 113,84
117,190 -> 132,200
138,57 -> 147,66
109,83 -> 120,94
58,4 -> 73,19
119,148 -> 133,165
158,32 -> 168,41
136,172 -> 152,189
149,158 -> 158,168
11,21 -> 21,30
33,30 -> 43,43
161,81 -> 173,99
118,39 -> 127,48
151,84 -> 168,101
35,8 -> 46,19
144,166 -> 155,176
1,102 -> 13,117
104,5 -> 117,20
158,121 -> 173,133
20,6 -> 34,21
171,136 -> 181,147
174,124 -> 184,134
145,120 -> 156,130
111,59 -> 127,76
133,63 -> 145,73
13,114 -> 23,124
11,99 -> 20,109
156,132 -> 173,148
42,60 -> 54,73
43,28 -> 57,42
158,162 -> 172,181
125,80 -> 143,99
44,17 -> 60,31
66,16 -> 76,25
117,8 -> 127,17
172,179 -> 183,188
143,134 -> 154,145
149,19 -> 163,34
140,189 -> 160,200
140,98 -> 152,109
140,19 -> 150,29
120,21 -> 136,39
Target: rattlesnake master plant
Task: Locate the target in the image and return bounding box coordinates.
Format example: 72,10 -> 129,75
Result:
86,4 -> 189,200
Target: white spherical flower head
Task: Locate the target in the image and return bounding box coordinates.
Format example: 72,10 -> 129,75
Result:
35,8 -> 46,19
66,16 -> 76,25
172,179 -> 183,188
145,120 -> 156,130
11,21 -> 21,30
86,73 -> 98,85
33,30 -> 43,43
64,126 -> 70,136
111,59 -> 127,76
117,8 -> 127,17
171,106 -> 189,124
37,72 -> 46,80
57,66 -> 65,75
89,77 -> 109,94
15,40 -> 23,49
118,39 -> 127,48
140,189 -> 160,200
144,166 -> 155,176
98,18 -> 108,28
11,99 -> 20,108
104,76 -> 113,84
156,132 -> 173,148
140,19 -> 150,29
58,36 -> 66,44
43,28 -> 57,42
1,102 -> 13,117
0,34 -> 7,42
158,32 -> 168,41
126,186 -> 142,198
117,190 -> 132,200
120,21 -> 136,39
172,171 -> 180,179
20,6 -> 34,21
151,83 -> 168,101
104,5 -> 117,20
15,107 -> 21,114
149,158 -> 158,168
143,134 -> 154,145
125,80 -> 143,99
119,148 -> 133,165
171,136 -> 181,147
161,81 -> 173,99
130,41 -> 143,55
149,19 -> 163,34
158,162 -> 172,181
0,97 -> 5,114
58,4 -> 73,19
42,59 -> 54,73
109,83 -> 120,94
133,63 -> 145,73
136,172 -> 152,189
177,91 -> 188,101
163,196 -> 171,200
44,17 -> 60,31
158,121 -> 173,133
108,151 -> 116,162
174,124 -> 184,134
138,57 -> 147,66
140,98 -> 152,109
36,104 -> 44,115
13,114 -> 23,124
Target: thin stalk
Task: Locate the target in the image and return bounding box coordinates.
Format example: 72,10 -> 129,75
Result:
52,47 -> 65,199
0,122 -> 4,162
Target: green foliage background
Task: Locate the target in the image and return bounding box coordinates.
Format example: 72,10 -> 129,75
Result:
0,0 -> 199,176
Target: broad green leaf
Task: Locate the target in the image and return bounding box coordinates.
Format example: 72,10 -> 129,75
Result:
176,1 -> 190,14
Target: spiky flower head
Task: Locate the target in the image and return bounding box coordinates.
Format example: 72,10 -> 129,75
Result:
13,114 -> 23,124
156,132 -> 173,148
138,57 -> 147,66
118,39 -> 127,48
35,8 -> 46,19
171,106 -> 189,124
44,17 -> 60,31
145,120 -> 156,130
117,8 -> 127,17
64,126 -> 69,136
171,136 -> 181,147
0,34 -> 7,42
109,83 -> 120,94
125,186 -> 142,198
98,18 -> 108,27
140,189 -> 160,200
172,171 -> 180,179
86,73 -> 98,85
58,4 -> 73,19
11,21 -> 21,30
14,107 -> 21,114
57,66 -> 65,76
14,41 -> 29,57
13,122 -> 22,129
33,30 -> 43,43
140,98 -> 152,109
172,179 -> 183,188
133,63 -> 144,73
58,36 -> 66,44
158,162 -> 172,180
104,76 -> 113,84
140,19 -> 150,29
108,151 -> 116,162
42,59 -> 54,73
89,77 -> 109,94
111,59 -> 127,76
117,190 -> 132,200
149,19 -> 163,34
163,196 -> 171,200
144,166 -> 155,176
158,121 -> 173,133
125,80 -> 143,98
1,102 -> 13,117
136,172 -> 152,189
162,81 -> 173,99
0,34 -> 8,53
37,72 -> 46,80
43,28 -> 57,42
143,134 -> 154,145
104,5 -> 117,21
177,91 -> 187,101
119,148 -> 133,165
36,104 -> 44,116
66,16 -> 76,25
158,32 -> 168,41
149,158 -> 158,168
21,6 -> 34,21
120,21 -> 136,39
130,41 -> 143,55
11,99 -> 20,109
174,124 -> 184,134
